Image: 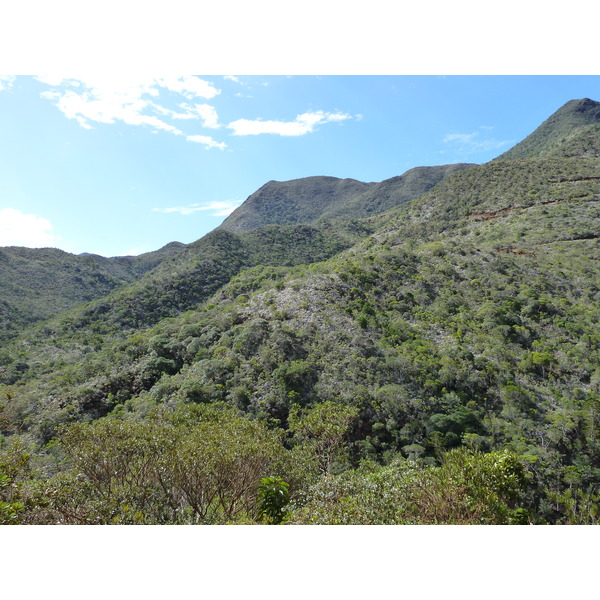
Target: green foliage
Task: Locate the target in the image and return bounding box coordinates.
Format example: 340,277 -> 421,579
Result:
289,402 -> 359,473
0,437 -> 45,524
0,472 -> 25,524
257,476 -> 290,524
430,448 -> 529,524
3,98 -> 600,524
288,448 -> 529,525
37,405 -> 287,524
0,243 -> 185,343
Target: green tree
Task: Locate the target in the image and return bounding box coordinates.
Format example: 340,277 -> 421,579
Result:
257,476 -> 290,524
288,448 -> 529,525
46,405 -> 288,524
289,401 -> 359,473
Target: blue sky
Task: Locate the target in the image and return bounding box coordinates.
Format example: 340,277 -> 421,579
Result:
1,75 -> 600,257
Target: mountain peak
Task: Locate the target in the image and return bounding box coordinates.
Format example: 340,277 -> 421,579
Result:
218,176 -> 377,233
496,97 -> 600,160
569,97 -> 600,111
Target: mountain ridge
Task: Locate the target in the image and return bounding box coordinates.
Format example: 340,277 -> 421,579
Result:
219,164 -> 476,233
496,97 -> 600,160
0,164 -> 471,341
0,241 -> 189,341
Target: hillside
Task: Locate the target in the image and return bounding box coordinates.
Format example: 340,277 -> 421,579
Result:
2,98 -> 600,525
497,97 -> 600,159
219,176 -> 373,232
0,242 -> 186,342
1,164 -> 468,345
319,164 -> 477,220
219,164 -> 475,233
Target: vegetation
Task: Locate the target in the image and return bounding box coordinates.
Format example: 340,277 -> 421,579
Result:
2,97 -> 600,524
498,98 -> 600,160
219,165 -> 475,233
0,242 -> 186,342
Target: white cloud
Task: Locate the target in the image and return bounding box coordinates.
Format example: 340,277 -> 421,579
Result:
0,208 -> 61,248
35,75 -> 70,87
41,87 -> 185,134
36,76 -> 226,146
443,132 -> 478,144
0,76 -> 16,91
34,77 -> 357,148
155,76 -> 220,100
228,110 -> 353,136
171,103 -> 221,128
186,134 -> 227,150
442,128 -> 512,153
153,200 -> 242,217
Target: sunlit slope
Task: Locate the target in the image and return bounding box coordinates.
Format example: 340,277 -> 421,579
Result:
497,97 -> 600,160
219,164 -> 475,233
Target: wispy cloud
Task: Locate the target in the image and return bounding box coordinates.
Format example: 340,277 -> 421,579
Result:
171,103 -> 221,128
36,76 -> 226,147
186,134 -> 227,150
32,76 -> 357,148
155,76 -> 220,100
0,208 -> 61,248
228,110 -> 354,136
442,127 -> 512,153
222,75 -> 261,98
0,76 -> 16,92
153,200 -> 243,217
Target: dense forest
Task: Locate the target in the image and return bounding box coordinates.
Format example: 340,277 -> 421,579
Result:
2,98 -> 600,525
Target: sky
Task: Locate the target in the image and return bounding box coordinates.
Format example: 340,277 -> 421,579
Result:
1,74 -> 600,257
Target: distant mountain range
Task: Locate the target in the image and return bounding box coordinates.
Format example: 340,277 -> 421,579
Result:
0,163 -> 474,340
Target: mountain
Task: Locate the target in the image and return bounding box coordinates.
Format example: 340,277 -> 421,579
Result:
497,97 -> 600,160
219,164 -> 475,233
219,176 -> 373,232
317,164 -> 477,220
0,166 -> 470,345
0,241 -> 187,342
2,98 -> 600,525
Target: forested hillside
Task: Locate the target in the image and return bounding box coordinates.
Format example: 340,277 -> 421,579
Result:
0,242 -> 186,342
1,98 -> 600,525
